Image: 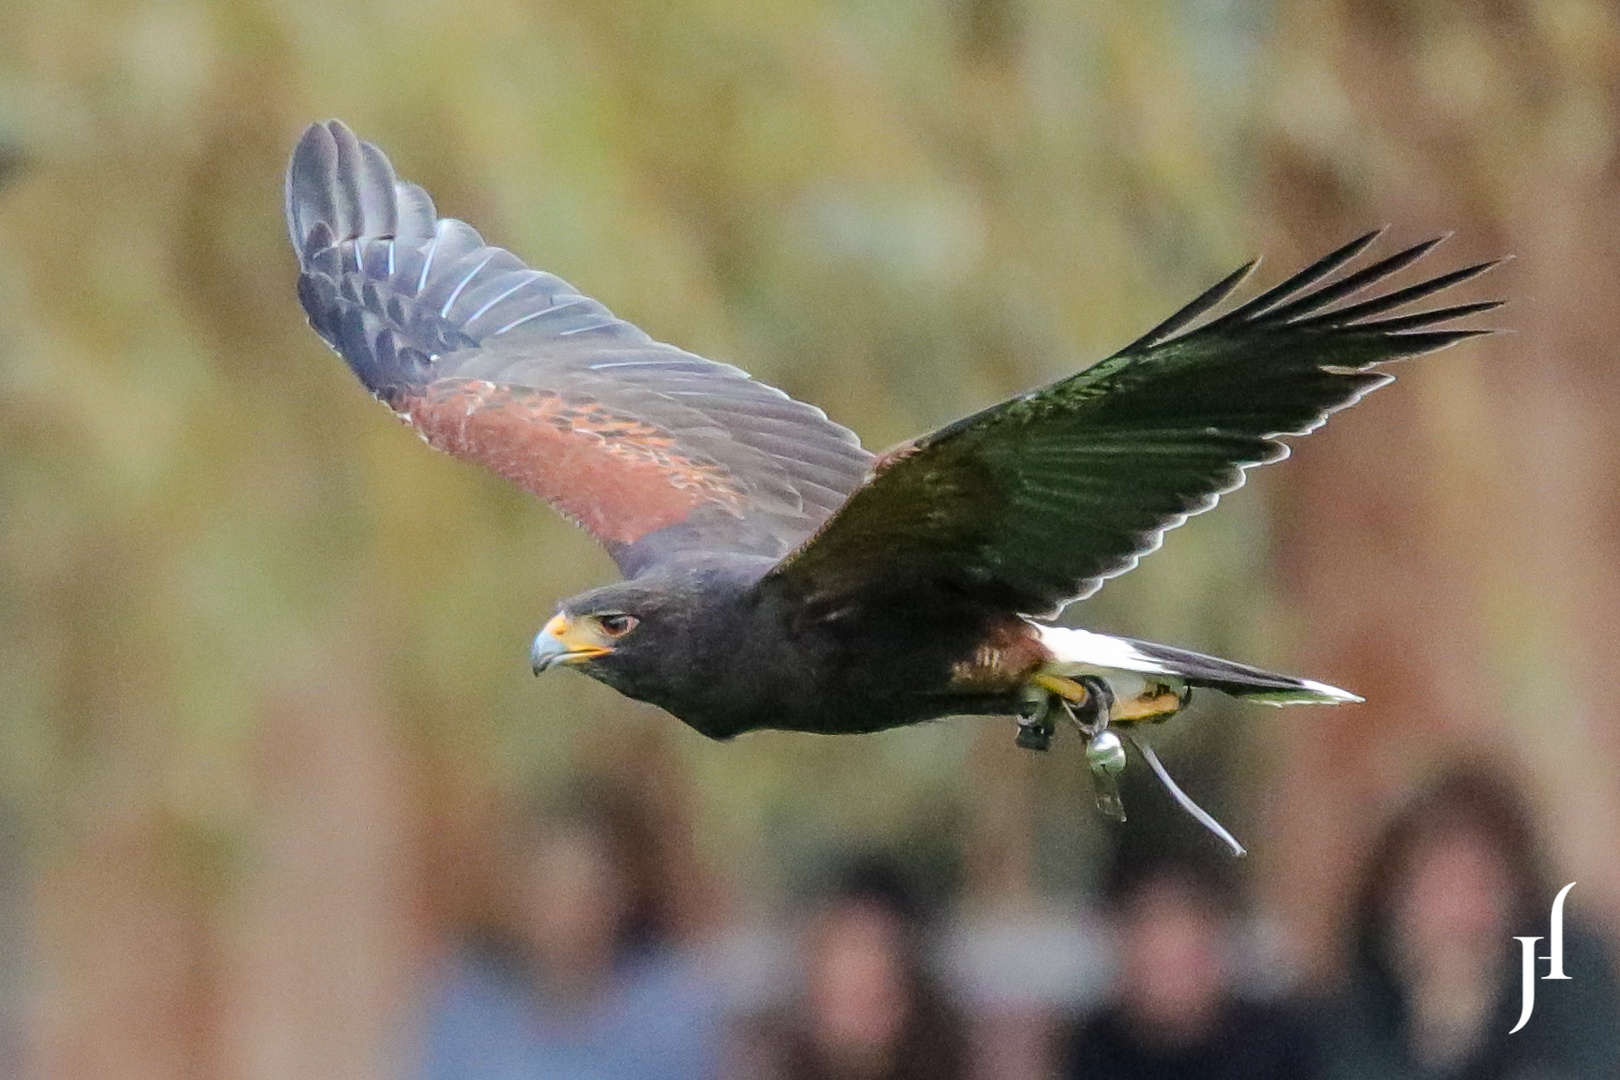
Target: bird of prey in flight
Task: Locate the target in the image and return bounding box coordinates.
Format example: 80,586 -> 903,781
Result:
286,121 -> 1498,850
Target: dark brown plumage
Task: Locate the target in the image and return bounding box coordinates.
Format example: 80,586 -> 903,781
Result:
286,121 -> 1499,754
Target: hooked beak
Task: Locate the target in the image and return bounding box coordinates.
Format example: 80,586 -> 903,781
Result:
530,613 -> 611,675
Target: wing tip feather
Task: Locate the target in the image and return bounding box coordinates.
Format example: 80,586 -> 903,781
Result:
1141,231 -> 1505,350
286,121 -> 876,574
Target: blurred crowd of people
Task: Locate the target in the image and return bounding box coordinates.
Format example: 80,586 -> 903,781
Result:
411,768 -> 1618,1080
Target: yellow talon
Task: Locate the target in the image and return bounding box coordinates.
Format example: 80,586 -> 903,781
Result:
1032,672 -> 1093,704
1031,673 -> 1190,726
1115,684 -> 1192,724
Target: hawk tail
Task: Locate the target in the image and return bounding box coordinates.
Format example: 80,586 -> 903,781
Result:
1037,625 -> 1360,707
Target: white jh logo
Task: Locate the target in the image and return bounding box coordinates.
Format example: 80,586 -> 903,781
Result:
1510,882 -> 1577,1034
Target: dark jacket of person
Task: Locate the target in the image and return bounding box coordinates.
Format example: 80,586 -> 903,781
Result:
1317,921 -> 1620,1080
1062,999 -> 1319,1080
1317,769 -> 1620,1080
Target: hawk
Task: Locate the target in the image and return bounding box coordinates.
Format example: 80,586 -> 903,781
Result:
286,121 -> 1498,847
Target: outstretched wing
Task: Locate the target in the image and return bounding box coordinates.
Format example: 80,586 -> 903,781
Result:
286,121 -> 871,576
763,232 -> 1500,616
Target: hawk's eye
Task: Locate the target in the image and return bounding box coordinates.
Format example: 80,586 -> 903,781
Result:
597,613 -> 638,637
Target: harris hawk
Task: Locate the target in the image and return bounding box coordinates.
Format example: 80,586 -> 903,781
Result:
286,121 -> 1499,848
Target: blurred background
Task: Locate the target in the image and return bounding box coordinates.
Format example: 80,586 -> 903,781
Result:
2,0 -> 1619,1077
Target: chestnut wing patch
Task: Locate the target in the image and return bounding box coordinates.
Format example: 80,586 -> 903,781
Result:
401,379 -> 747,546
286,120 -> 873,576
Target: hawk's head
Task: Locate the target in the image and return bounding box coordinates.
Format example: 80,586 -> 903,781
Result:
528,564 -> 762,716
531,580 -> 671,678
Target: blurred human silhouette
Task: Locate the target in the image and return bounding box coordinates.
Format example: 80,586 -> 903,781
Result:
1061,849 -> 1317,1080
1319,767 -> 1619,1079
739,858 -> 968,1080
416,781 -> 725,1080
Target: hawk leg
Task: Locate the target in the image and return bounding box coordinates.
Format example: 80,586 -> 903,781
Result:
1015,694 -> 1055,752
1016,674 -> 1129,822
1015,672 -> 1106,751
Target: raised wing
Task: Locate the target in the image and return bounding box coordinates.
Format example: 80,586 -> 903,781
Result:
763,232 -> 1500,616
286,121 -> 871,576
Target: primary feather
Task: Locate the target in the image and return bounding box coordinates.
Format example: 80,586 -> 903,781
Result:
286,120 -> 871,576
764,231 -> 1500,618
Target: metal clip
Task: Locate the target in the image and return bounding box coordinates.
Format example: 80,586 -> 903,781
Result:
1085,728 -> 1128,821
1015,692 -> 1054,752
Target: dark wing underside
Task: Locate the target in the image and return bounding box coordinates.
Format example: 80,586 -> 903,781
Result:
286,121 -> 872,576
763,232 -> 1500,617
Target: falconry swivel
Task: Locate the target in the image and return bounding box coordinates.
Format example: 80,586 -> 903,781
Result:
286,121 -> 1500,853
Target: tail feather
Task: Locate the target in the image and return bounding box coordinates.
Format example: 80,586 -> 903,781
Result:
1036,625 -> 1361,706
